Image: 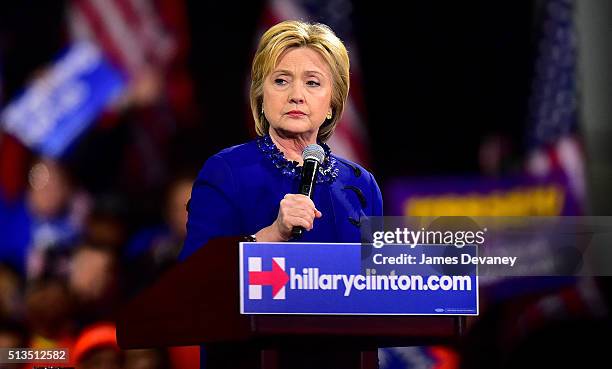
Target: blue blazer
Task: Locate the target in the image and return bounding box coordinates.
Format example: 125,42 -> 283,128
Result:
180,135 -> 383,260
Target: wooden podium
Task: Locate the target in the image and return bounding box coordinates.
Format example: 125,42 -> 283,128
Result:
116,237 -> 463,369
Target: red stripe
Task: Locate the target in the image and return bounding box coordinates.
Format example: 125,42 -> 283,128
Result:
112,0 -> 143,31
111,0 -> 146,47
73,0 -> 130,73
128,0 -> 172,65
0,134 -> 29,202
112,0 -> 166,65
157,0 -> 189,59
115,0 -> 167,66
335,118 -> 369,165
348,72 -> 367,116
547,145 -> 560,170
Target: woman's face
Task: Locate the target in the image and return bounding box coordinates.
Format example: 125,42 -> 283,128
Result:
263,47 -> 333,139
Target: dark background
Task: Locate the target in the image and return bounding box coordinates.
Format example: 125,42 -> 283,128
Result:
185,1 -> 535,180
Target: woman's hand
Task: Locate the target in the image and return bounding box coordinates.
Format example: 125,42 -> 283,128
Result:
255,194 -> 322,242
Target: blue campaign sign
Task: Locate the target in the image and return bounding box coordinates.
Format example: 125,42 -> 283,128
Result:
240,243 -> 478,315
0,42 -> 126,158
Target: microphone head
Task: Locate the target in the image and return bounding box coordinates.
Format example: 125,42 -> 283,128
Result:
302,144 -> 325,164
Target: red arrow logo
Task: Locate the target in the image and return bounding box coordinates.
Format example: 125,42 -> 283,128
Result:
249,259 -> 289,298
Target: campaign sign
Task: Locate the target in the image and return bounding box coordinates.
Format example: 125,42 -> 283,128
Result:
385,174 -> 581,216
240,243 -> 478,315
0,42 -> 126,158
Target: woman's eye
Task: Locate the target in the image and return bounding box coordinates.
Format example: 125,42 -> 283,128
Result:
274,78 -> 287,86
306,81 -> 320,86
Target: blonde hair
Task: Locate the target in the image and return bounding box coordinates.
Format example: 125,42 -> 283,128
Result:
250,20 -> 350,142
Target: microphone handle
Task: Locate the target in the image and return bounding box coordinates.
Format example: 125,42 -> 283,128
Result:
291,159 -> 319,239
291,226 -> 305,238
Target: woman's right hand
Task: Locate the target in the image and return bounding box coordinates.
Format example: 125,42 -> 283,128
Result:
255,194 -> 322,242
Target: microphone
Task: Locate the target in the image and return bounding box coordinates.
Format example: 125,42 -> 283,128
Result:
291,144 -> 325,239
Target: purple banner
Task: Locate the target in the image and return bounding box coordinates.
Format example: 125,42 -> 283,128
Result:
385,174 -> 581,216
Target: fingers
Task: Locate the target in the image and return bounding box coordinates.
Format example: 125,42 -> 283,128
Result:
276,194 -> 323,238
282,194 -> 321,215
286,215 -> 313,230
279,205 -> 315,229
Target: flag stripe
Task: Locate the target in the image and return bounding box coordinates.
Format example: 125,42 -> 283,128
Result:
69,0 -> 175,75
88,0 -> 145,71
72,0 -> 128,71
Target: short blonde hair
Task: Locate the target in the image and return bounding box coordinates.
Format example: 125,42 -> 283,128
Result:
250,20 -> 350,142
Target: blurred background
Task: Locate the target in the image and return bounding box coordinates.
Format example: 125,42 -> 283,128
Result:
0,0 -> 611,368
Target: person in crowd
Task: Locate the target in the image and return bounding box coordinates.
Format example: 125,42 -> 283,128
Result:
24,277 -> 75,356
0,263 -> 23,320
0,157 -> 89,279
72,322 -> 171,369
83,195 -> 129,254
72,322 -> 122,369
123,174 -> 194,296
180,20 -> 382,259
124,348 -> 170,369
68,244 -> 120,327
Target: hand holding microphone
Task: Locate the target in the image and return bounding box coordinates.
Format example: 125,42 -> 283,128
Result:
290,144 -> 325,239
274,194 -> 322,240
255,144 -> 325,242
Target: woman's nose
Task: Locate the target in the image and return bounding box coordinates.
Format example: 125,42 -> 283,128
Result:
288,85 -> 305,104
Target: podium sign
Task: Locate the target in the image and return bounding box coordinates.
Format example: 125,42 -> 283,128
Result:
240,242 -> 478,315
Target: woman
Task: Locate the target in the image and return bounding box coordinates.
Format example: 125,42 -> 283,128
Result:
180,20 -> 382,260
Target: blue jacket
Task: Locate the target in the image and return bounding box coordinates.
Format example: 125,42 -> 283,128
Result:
180,135 -> 383,260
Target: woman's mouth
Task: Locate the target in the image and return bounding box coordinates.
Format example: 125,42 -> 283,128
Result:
286,110 -> 306,118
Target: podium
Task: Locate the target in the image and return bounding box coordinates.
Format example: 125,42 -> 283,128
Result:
117,237 -> 463,369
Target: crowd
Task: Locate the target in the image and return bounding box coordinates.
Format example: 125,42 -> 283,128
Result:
0,156 -> 200,369
1,1 -> 203,368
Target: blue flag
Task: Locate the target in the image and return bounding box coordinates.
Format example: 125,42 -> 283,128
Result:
0,42 -> 126,158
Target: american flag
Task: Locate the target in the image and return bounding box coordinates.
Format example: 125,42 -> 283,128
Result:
526,0 -> 586,205
67,0 -> 175,77
261,0 -> 371,166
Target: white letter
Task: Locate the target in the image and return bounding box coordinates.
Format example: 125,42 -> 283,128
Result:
342,275 -> 355,296
354,275 -> 366,290
373,231 -> 384,248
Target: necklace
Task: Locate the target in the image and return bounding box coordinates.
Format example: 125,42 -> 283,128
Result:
256,135 -> 339,184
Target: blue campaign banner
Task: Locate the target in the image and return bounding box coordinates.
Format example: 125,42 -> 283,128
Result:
240,243 -> 478,315
0,42 -> 126,158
